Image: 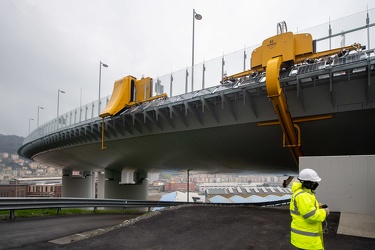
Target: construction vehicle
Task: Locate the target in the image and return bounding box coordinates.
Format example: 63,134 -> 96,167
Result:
222,21 -> 363,187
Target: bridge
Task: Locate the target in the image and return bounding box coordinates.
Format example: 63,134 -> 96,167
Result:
18,11 -> 375,200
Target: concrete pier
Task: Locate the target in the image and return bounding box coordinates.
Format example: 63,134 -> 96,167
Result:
104,169 -> 148,200
62,170 -> 95,198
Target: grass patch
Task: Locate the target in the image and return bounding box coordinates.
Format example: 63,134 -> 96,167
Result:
0,208 -> 145,220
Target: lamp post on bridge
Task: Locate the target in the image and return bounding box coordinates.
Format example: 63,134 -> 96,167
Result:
98,61 -> 108,114
57,89 -> 65,118
37,106 -> 44,127
191,9 -> 202,92
187,169 -> 193,202
28,118 -> 34,134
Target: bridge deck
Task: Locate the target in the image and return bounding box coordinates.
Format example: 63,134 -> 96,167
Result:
19,54 -> 375,175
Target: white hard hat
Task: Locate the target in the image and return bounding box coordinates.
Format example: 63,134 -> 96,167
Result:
298,168 -> 321,182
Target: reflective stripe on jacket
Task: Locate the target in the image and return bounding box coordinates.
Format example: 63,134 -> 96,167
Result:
290,182 -> 327,249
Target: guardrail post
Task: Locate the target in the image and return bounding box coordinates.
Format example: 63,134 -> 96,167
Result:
56,207 -> 61,215
10,209 -> 15,220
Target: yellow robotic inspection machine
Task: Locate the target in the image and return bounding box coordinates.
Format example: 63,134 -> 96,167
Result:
100,76 -> 166,118
224,21 -> 362,187
99,75 -> 167,149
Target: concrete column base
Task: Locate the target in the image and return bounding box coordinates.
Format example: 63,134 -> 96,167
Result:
97,172 -> 105,199
62,170 -> 94,198
104,178 -> 148,200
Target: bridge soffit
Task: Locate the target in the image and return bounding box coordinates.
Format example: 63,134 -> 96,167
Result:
154,107 -> 175,129
168,105 -> 188,128
243,89 -> 258,118
221,92 -> 237,121
200,96 -> 219,123
184,101 -> 203,126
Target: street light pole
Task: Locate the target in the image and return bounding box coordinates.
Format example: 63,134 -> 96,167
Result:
28,118 -> 34,134
191,9 -> 202,93
37,106 -> 44,127
187,169 -> 192,202
98,61 -> 108,114
57,89 -> 65,118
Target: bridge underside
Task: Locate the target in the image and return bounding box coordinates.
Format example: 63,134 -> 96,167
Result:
30,108 -> 375,176
21,61 -> 375,176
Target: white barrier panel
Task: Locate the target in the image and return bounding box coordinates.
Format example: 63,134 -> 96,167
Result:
300,155 -> 375,215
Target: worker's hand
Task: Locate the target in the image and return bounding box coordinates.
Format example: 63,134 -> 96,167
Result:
325,207 -> 330,216
320,203 -> 328,208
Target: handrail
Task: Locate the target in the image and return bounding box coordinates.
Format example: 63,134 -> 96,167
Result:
0,197 -> 290,219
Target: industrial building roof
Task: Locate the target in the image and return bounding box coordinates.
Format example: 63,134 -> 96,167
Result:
205,186 -> 291,196
208,194 -> 292,203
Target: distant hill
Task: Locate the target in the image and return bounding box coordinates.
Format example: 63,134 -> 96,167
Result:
0,134 -> 24,154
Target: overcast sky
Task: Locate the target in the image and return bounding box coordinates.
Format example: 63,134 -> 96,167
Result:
0,0 -> 373,137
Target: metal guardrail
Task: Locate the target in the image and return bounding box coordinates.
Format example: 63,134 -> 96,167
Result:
0,197 -> 291,219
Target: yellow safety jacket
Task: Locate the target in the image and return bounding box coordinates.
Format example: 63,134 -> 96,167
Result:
290,182 -> 327,249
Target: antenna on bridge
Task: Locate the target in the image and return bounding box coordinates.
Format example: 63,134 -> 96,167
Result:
277,21 -> 287,34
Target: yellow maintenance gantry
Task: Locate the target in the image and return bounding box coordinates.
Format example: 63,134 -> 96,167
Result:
223,21 -> 362,186
99,75 -> 167,149
100,76 -> 167,118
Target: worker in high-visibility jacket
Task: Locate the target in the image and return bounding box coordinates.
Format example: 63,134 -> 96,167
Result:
290,168 -> 330,249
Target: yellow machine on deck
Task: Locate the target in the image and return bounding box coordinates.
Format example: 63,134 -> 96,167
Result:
100,76 -> 167,118
224,21 -> 362,186
252,32 -> 314,71
99,75 -> 167,149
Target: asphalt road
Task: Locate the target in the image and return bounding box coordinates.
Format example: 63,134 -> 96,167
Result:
0,213 -> 140,250
1,205 -> 375,249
